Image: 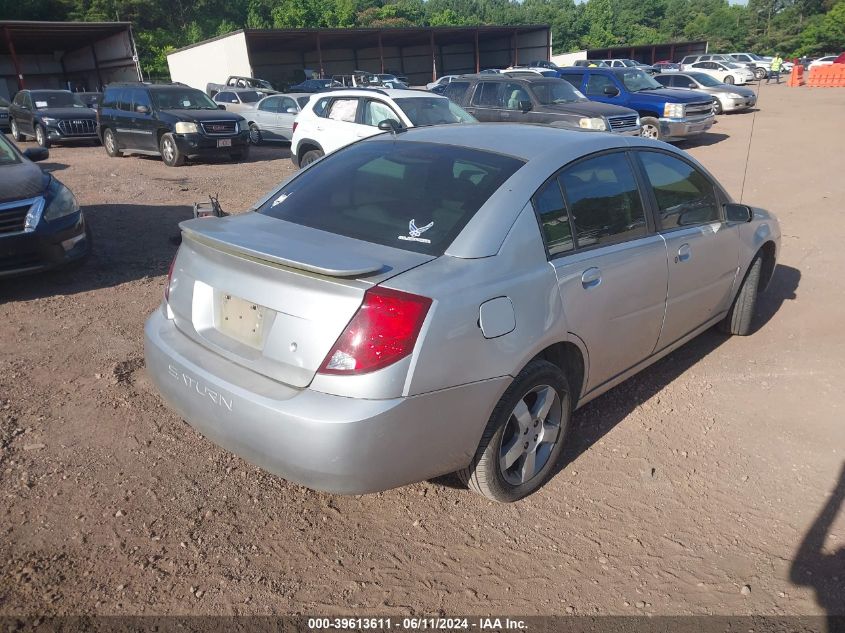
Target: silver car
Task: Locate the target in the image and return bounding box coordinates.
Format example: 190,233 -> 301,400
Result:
244,93 -> 310,144
145,124 -> 781,502
654,72 -> 757,114
211,88 -> 270,114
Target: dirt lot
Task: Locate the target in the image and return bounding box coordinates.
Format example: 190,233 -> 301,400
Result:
1,84 -> 844,618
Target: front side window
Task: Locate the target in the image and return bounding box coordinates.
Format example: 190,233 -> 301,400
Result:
258,140 -> 524,256
237,91 -> 263,103
585,74 -> 617,96
619,70 -> 662,91
279,97 -> 298,112
259,96 -> 281,112
327,98 -> 359,122
472,82 -> 502,107
503,83 -> 530,110
560,152 -> 647,248
363,99 -> 400,126
132,89 -> 152,112
533,178 -> 573,256
638,151 -> 720,230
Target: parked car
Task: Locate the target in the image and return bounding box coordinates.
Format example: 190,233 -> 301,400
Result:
291,88 -> 476,167
808,55 -> 840,70
426,75 -> 461,91
687,61 -> 755,85
244,93 -> 310,144
0,96 -> 9,130
212,88 -> 271,113
600,59 -> 659,74
0,135 -> 90,277
441,74 -> 641,135
376,74 -> 409,89
145,123 -> 780,502
98,83 -> 250,167
558,67 -> 715,141
526,60 -> 562,70
727,53 -> 772,79
573,60 -> 609,67
652,61 -> 681,72
654,72 -> 757,114
8,89 -> 98,148
287,79 -> 338,93
206,75 -> 275,98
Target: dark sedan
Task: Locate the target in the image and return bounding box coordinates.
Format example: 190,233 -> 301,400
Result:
0,136 -> 90,277
0,96 -> 9,130
9,89 -> 98,147
287,79 -> 338,93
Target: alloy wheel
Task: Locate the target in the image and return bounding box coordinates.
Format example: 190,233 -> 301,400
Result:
105,130 -> 116,154
36,126 -> 45,146
162,137 -> 175,162
641,124 -> 659,140
498,384 -> 562,486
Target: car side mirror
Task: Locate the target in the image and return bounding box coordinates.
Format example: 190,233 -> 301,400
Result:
603,86 -> 620,96
377,119 -> 405,133
286,107 -> 298,114
689,83 -> 698,88
136,105 -> 150,114
217,104 -> 226,110
725,203 -> 753,223
23,147 -> 49,162
519,100 -> 533,113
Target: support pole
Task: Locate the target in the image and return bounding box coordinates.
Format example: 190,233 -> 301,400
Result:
430,30 -> 436,82
316,32 -> 324,78
512,31 -> 517,67
474,29 -> 480,73
4,26 -> 24,90
90,44 -> 104,91
378,31 -> 384,74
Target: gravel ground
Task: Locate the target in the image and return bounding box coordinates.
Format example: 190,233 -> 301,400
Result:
1,83 -> 844,618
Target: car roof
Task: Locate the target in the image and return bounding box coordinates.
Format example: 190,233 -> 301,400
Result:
458,74 -> 556,82
315,88 -> 446,99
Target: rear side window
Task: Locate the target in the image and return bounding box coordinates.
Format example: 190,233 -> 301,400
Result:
444,81 -> 470,102
312,97 -> 331,116
258,140 -> 524,256
638,151 -> 719,230
560,153 -> 647,248
472,82 -> 502,107
327,98 -> 358,122
532,178 -> 574,256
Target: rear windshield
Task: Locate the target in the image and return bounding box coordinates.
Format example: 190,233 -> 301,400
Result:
258,140 -> 524,255
237,90 -> 263,103
393,97 -> 476,126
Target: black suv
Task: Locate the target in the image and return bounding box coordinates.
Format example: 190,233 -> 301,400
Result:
98,83 -> 250,167
9,90 -> 98,147
442,74 -> 641,135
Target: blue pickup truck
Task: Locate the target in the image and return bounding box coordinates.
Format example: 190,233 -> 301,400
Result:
558,67 -> 715,142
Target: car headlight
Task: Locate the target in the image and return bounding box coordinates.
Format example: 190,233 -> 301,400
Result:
41,117 -> 57,125
663,103 -> 685,118
174,122 -> 198,134
578,117 -> 607,131
728,93 -> 744,99
42,177 -> 80,222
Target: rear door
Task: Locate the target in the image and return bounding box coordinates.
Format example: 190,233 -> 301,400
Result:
544,151 -> 668,391
317,97 -> 362,154
634,149 -> 741,351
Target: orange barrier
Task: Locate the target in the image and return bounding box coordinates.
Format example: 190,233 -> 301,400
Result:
787,64 -> 805,87
807,64 -> 845,87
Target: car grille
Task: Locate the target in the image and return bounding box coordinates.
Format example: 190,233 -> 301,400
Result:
0,202 -> 31,235
686,101 -> 714,118
57,119 -> 97,136
0,253 -> 42,273
608,114 -> 639,131
200,120 -> 238,135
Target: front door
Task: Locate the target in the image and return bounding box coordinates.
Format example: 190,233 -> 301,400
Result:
275,96 -> 300,140
253,96 -> 282,140
634,149 -> 741,350
466,81 -> 504,122
583,72 -> 626,107
544,151 -> 669,392
129,88 -> 158,151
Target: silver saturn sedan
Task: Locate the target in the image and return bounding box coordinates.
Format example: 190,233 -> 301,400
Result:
145,124 -> 780,502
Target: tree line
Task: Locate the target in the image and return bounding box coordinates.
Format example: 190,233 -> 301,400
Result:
2,0 -> 842,77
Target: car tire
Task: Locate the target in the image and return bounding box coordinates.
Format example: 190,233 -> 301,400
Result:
724,75 -> 735,85
458,359 -> 572,503
248,123 -> 262,145
300,149 -> 324,167
719,255 -> 762,336
35,124 -> 50,148
755,68 -> 767,80
640,117 -> 661,140
159,133 -> 185,167
103,128 -> 122,157
10,119 -> 24,142
713,100 -> 723,115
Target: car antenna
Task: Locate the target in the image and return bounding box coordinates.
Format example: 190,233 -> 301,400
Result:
739,80 -> 764,204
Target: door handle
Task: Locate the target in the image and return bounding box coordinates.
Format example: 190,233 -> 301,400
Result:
581,267 -> 602,289
676,243 -> 691,263
501,112 -> 511,118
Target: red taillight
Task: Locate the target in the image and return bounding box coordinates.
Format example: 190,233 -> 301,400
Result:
292,121 -> 298,135
164,254 -> 177,302
318,287 -> 432,376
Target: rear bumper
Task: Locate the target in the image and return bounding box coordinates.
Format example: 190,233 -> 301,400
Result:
174,132 -> 250,158
144,309 -> 507,494
0,212 -> 89,278
659,114 -> 715,140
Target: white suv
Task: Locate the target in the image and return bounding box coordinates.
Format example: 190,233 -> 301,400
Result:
290,88 -> 476,168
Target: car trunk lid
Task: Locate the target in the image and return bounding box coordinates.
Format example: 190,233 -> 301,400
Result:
168,213 -> 434,388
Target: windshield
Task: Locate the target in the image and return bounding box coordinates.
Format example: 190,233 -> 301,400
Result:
686,72 -> 722,87
531,80 -> 586,104
153,89 -> 219,110
621,60 -> 639,67
724,62 -> 745,69
747,53 -> 764,61
0,96 -> 9,107
619,70 -> 662,91
258,140 -> 524,256
238,91 -> 263,103
0,134 -> 21,166
394,97 -> 477,126
31,91 -> 86,109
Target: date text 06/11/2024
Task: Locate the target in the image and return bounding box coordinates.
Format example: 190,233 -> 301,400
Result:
307,617 -> 529,630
